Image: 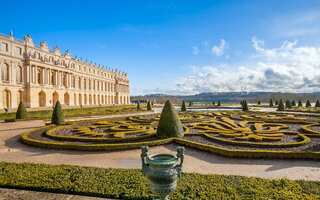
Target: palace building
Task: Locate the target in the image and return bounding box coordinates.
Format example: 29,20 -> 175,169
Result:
0,31 -> 130,109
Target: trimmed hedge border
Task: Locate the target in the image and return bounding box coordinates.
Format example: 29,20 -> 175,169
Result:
301,123 -> 320,135
21,126 -> 320,160
45,125 -> 156,142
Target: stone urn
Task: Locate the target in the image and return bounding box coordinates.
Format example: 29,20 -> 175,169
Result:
141,146 -> 185,200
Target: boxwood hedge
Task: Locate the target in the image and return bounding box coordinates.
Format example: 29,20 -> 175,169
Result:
0,162 -> 319,199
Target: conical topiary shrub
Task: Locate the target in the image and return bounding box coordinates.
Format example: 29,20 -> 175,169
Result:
242,100 -> 249,111
16,101 -> 28,119
147,101 -> 152,111
51,101 -> 65,125
277,100 -> 284,111
258,100 -> 261,105
275,100 -> 279,105
306,100 -> 311,107
137,102 -> 141,110
157,100 -> 184,138
315,100 -> 320,108
189,101 -> 192,106
286,100 -> 292,109
212,101 -> 215,105
181,100 -> 187,111
269,99 -> 273,107
291,100 -> 296,106
298,100 -> 303,106
218,100 -> 221,106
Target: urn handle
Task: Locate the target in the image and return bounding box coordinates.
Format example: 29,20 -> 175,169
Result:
176,146 -> 185,177
141,146 -> 149,169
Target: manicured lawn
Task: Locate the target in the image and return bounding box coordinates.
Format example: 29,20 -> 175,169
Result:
0,162 -> 319,199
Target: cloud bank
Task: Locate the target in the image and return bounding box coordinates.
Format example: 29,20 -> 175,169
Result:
174,38 -> 320,94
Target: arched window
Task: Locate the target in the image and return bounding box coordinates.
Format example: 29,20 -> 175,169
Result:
16,66 -> 22,83
1,63 -> 9,81
2,90 -> 10,108
17,90 -> 23,105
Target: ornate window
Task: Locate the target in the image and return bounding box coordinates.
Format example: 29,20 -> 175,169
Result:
16,66 -> 22,83
1,63 -> 9,81
2,90 -> 10,108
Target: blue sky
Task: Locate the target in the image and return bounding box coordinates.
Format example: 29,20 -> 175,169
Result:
1,0 -> 320,95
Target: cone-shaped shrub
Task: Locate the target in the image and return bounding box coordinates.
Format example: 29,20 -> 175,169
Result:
218,101 -> 221,106
298,100 -> 303,106
189,101 -> 192,106
277,100 -> 285,111
315,100 -> 320,108
306,100 -> 311,107
137,102 -> 140,110
275,100 -> 279,105
269,99 -> 273,107
181,100 -> 187,111
157,100 -> 184,138
242,100 -> 249,111
147,101 -> 152,111
258,100 -> 261,105
212,101 -> 215,105
16,101 -> 28,119
51,101 -> 65,125
286,100 -> 292,109
291,100 -> 296,106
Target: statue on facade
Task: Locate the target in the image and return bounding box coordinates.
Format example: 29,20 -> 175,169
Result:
40,40 -> 48,48
65,50 -> 71,57
10,30 -> 13,37
54,46 -> 60,54
24,34 -> 33,43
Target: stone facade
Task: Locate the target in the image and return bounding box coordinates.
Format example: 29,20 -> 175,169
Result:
0,32 -> 130,108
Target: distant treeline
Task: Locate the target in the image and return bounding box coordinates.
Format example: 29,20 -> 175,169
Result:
131,92 -> 320,104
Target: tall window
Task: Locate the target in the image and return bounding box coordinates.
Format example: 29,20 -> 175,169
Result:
72,76 -> 75,88
63,73 -> 67,87
84,79 -> 87,90
2,90 -> 10,108
78,78 -> 81,89
51,71 -> 56,85
37,69 -> 42,84
16,47 -> 22,56
16,66 -> 22,83
1,43 -> 8,52
1,63 -> 9,81
89,80 -> 91,90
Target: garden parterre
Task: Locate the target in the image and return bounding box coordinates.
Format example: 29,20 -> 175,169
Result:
21,111 -> 320,159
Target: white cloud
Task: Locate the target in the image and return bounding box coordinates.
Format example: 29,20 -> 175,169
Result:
170,38 -> 320,94
192,46 -> 199,55
211,39 -> 226,56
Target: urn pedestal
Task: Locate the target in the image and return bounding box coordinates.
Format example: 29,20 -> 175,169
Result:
141,146 -> 185,200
